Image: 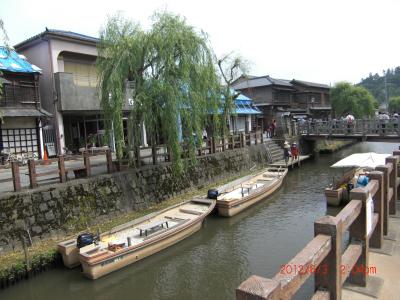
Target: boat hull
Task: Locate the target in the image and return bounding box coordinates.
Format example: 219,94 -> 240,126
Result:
81,219 -> 203,279
217,169 -> 288,217
58,239 -> 79,268
325,187 -> 344,206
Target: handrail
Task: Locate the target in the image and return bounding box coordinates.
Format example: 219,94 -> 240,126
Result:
236,149 -> 400,300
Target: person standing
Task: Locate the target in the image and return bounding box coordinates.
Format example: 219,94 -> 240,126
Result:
283,141 -> 291,167
291,142 -> 299,162
271,119 -> 277,137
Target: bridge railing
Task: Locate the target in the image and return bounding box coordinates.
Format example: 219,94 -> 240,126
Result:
236,150 -> 399,300
299,118 -> 400,136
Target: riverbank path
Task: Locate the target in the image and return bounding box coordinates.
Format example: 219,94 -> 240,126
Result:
343,210 -> 400,299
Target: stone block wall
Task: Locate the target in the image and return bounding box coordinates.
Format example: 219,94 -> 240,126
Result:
0,144 -> 269,253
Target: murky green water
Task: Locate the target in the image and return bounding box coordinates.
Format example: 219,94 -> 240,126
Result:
1,142 -> 399,300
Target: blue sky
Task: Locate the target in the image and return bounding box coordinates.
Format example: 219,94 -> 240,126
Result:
1,0 -> 400,84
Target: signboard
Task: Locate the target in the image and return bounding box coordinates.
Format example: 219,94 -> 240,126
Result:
45,143 -> 56,157
366,194 -> 374,236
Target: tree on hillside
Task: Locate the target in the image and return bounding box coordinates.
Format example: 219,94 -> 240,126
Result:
389,96 -> 400,113
359,68 -> 400,104
216,53 -> 248,136
97,12 -> 220,173
331,82 -> 376,118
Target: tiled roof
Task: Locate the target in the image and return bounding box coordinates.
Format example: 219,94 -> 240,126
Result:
14,28 -> 99,49
232,75 -> 294,90
0,46 -> 42,73
291,79 -> 330,89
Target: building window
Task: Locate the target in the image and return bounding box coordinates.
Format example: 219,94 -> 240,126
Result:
1,128 -> 38,155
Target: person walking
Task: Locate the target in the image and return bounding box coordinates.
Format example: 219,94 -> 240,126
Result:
283,141 -> 291,167
345,113 -> 354,134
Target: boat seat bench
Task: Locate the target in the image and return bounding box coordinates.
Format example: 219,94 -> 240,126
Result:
137,219 -> 169,237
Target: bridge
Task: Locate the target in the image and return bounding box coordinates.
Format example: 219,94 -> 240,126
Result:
298,119 -> 400,142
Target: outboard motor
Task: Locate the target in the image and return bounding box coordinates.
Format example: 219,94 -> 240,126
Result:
77,233 -> 94,248
207,189 -> 219,199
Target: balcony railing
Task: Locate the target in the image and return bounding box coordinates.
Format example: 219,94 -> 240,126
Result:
0,82 -> 39,108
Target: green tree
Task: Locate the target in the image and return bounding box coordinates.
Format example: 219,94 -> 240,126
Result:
97,12 -> 220,173
331,82 -> 376,118
388,96 -> 400,113
217,53 -> 248,136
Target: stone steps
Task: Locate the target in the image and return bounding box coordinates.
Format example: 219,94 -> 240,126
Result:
265,140 -> 284,163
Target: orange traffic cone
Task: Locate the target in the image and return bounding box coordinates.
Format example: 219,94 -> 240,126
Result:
42,147 -> 51,165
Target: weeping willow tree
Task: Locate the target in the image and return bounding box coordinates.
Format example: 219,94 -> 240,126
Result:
217,54 -> 248,136
97,12 -> 221,173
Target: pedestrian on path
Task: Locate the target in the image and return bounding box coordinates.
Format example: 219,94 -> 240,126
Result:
283,141 -> 291,167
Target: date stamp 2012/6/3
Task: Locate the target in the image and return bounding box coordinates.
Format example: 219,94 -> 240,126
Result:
279,264 -> 377,276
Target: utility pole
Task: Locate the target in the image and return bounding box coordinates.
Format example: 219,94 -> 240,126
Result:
383,70 -> 389,111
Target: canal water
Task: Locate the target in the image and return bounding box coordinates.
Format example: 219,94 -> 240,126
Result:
1,142 -> 399,300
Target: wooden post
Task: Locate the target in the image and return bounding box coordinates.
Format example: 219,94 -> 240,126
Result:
376,165 -> 390,235
136,145 -> 141,166
28,159 -> 37,188
348,188 -> 369,286
222,136 -> 226,151
236,276 -> 281,300
255,132 -> 258,145
314,216 -> 342,300
11,161 -> 21,192
106,149 -> 113,174
386,156 -> 398,215
152,144 -> 157,165
211,137 -> 216,154
240,133 -> 245,148
393,150 -> 400,200
84,152 -> 91,177
58,156 -> 66,183
167,146 -> 172,162
369,172 -> 384,248
230,135 -> 235,149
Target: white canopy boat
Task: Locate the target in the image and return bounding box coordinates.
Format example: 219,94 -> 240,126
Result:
325,152 -> 390,206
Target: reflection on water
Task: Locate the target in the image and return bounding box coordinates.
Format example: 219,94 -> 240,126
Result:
1,142 -> 399,300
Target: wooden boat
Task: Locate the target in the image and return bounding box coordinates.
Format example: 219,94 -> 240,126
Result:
325,168 -> 356,206
215,167 -> 288,217
58,198 -> 215,278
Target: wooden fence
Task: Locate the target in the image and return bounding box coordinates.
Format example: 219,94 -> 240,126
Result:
236,149 -> 400,300
3,131 -> 268,192
134,131 -> 266,166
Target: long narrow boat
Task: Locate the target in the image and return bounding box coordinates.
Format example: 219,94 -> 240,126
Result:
215,167 -> 288,217
58,198 -> 215,279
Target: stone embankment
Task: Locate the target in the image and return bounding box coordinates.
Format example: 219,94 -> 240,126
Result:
0,144 -> 270,254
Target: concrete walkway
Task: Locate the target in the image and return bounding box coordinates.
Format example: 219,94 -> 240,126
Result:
343,213 -> 400,299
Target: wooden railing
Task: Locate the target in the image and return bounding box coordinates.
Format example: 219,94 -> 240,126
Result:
4,132 -> 268,192
135,131 -> 266,166
236,149 -> 400,300
27,149 -> 114,188
300,119 -> 400,137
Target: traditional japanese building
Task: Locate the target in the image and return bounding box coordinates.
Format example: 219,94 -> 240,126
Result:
0,46 -> 51,158
14,29 -> 139,154
232,75 -> 331,130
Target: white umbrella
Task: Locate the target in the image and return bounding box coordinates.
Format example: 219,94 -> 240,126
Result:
331,152 -> 390,168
